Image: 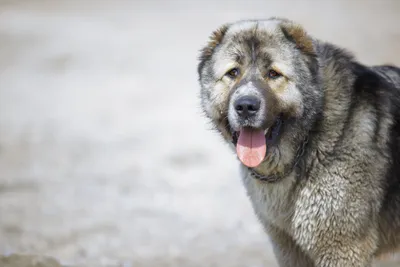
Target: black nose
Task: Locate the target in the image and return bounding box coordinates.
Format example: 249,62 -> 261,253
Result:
234,96 -> 261,118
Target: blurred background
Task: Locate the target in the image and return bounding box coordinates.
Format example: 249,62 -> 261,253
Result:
0,0 -> 399,266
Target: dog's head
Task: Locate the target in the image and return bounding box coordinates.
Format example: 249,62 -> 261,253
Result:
198,18 -> 323,178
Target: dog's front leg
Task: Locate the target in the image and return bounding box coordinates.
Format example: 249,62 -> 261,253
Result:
266,223 -> 315,267
296,220 -> 377,267
310,238 -> 375,267
292,175 -> 380,267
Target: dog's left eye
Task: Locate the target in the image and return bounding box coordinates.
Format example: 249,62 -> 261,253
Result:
267,69 -> 282,79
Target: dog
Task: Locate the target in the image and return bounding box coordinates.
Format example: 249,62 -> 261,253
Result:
197,17 -> 400,267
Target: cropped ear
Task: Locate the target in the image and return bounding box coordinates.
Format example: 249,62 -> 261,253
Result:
280,21 -> 315,56
199,24 -> 230,62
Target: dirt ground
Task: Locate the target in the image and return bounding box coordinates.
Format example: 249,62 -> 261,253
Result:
0,0 -> 399,266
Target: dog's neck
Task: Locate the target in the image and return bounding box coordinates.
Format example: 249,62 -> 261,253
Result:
249,133 -> 310,182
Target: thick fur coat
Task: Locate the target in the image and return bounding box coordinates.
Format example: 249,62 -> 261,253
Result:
197,18 -> 400,267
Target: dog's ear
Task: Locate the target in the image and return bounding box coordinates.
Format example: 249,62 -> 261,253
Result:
199,24 -> 229,62
280,21 -> 315,55
198,24 -> 230,77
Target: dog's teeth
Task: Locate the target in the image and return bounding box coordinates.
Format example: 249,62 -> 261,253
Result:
264,129 -> 269,135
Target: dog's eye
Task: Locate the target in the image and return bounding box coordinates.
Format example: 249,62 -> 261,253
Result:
267,69 -> 282,79
226,68 -> 240,79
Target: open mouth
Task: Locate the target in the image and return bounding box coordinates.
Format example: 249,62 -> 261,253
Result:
230,116 -> 283,168
231,117 -> 283,146
231,116 -> 283,145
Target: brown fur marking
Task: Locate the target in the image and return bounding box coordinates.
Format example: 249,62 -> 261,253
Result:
199,24 -> 229,61
281,22 -> 315,55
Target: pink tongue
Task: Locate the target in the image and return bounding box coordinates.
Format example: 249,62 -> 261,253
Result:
236,128 -> 266,167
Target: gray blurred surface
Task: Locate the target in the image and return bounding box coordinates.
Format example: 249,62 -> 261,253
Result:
0,0 -> 399,266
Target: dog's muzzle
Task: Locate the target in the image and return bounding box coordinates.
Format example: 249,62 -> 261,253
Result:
226,80 -> 285,168
228,81 -> 266,130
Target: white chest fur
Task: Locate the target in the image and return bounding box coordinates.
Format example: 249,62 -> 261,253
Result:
240,166 -> 297,232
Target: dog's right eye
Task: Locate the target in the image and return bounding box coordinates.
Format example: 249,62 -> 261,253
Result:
225,68 -> 240,79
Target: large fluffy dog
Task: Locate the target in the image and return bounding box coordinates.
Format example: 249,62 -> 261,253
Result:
197,17 -> 400,266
